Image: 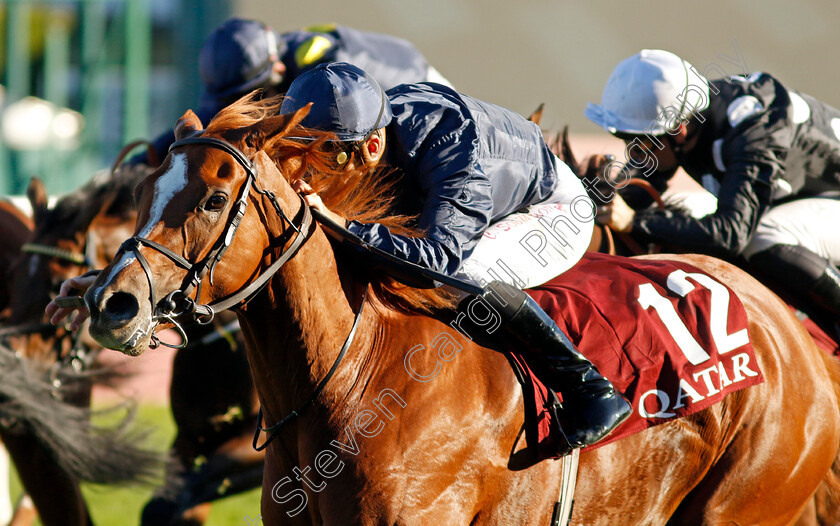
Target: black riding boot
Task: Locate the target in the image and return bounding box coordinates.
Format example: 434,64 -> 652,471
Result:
749,244 -> 840,318
807,265 -> 840,317
452,280 -> 632,452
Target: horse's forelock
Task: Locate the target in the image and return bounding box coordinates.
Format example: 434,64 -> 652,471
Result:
204,93 -> 284,136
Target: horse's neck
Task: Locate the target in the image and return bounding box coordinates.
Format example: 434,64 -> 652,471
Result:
237,197 -> 372,426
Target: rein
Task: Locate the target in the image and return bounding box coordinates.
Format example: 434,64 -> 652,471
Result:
20,229 -> 97,272
4,238 -> 99,387
20,243 -> 89,266
604,178 -> 666,256
116,136 -> 314,348
252,284 -> 368,451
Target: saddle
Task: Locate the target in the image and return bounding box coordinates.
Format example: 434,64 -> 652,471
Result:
320,213 -> 768,460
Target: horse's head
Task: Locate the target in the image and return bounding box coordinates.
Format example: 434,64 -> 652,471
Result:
85,100 -> 319,355
3,175 -> 128,363
551,126 -> 617,198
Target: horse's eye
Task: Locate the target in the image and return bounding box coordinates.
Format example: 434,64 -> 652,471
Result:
205,194 -> 228,211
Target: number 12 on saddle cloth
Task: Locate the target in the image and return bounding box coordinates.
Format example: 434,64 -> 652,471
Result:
517,252 -> 763,459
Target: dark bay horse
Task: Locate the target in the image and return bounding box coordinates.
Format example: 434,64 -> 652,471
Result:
0,195 -> 33,524
79,97 -> 840,525
0,198 -> 34,313
6,167 -> 262,525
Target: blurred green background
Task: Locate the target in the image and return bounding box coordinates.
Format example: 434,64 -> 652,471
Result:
7,404 -> 262,525
1,1 -> 838,523
1,0 -> 838,195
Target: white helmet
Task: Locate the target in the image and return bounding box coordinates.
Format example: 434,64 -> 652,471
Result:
585,49 -> 710,136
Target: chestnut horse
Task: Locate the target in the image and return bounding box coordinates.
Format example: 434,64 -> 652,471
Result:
4,168 -> 262,525
558,132 -> 840,355
558,134 -> 840,524
81,97 -> 840,525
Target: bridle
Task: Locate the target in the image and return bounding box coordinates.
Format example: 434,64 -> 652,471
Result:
114,135 -> 315,348
20,243 -> 91,267
1,239 -> 94,341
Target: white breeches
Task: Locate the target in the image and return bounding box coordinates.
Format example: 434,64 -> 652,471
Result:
458,160 -> 594,292
424,65 -> 454,89
664,189 -> 840,264
741,193 -> 840,263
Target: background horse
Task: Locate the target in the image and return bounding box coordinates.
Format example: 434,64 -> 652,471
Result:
4,165 -> 263,525
0,172 -> 164,526
0,196 -> 33,525
0,197 -> 33,313
81,97 -> 840,524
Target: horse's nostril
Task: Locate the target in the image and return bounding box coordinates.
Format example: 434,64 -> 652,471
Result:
102,291 -> 140,322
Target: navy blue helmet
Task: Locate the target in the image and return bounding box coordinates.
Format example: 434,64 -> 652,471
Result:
198,18 -> 287,106
279,62 -> 393,142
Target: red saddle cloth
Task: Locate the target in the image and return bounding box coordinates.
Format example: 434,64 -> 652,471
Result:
796,312 -> 840,356
515,252 -> 764,459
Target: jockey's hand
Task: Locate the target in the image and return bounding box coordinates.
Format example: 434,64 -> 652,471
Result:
595,194 -> 635,232
45,273 -> 98,330
292,179 -> 348,230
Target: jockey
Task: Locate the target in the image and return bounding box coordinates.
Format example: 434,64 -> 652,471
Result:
586,49 -> 840,322
280,62 -> 632,455
136,18 -> 451,165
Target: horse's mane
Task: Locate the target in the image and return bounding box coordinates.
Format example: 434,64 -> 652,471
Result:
207,95 -> 456,314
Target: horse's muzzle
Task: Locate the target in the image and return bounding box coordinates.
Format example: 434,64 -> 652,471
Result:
86,286 -> 153,355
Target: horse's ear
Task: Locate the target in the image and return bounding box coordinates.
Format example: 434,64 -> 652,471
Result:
68,181 -> 120,236
559,126 -> 581,177
247,104 -> 313,148
528,103 -> 545,126
174,110 -> 203,140
26,177 -> 49,226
